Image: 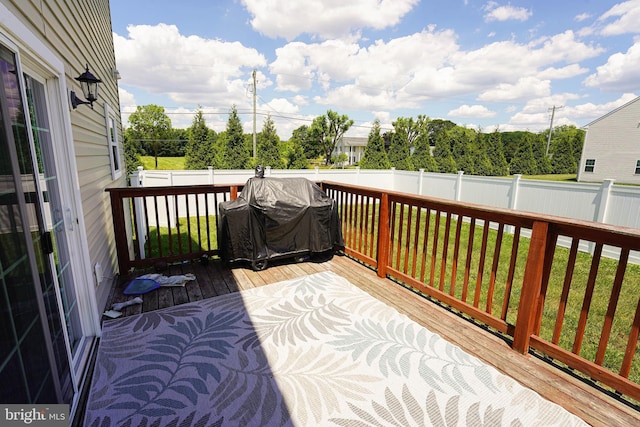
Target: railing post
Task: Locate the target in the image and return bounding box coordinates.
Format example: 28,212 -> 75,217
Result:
231,185 -> 239,201
513,220 -> 549,353
376,192 -> 390,278
108,189 -> 131,274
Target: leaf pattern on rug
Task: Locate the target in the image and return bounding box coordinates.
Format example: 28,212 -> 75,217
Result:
85,271 -> 589,427
266,345 -> 381,425
239,293 -> 351,347
210,346 -> 291,427
86,308 -> 244,426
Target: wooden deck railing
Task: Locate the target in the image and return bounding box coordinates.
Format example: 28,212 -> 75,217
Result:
106,184 -> 241,272
108,180 -> 640,403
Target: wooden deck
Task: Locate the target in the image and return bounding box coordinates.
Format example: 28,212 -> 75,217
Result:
103,254 -> 640,427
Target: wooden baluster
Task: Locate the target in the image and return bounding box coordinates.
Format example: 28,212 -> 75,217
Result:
513,221 -> 549,354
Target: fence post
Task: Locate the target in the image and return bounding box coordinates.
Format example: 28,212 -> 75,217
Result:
595,179 -> 615,224
512,220 -> 549,353
208,166 -> 214,184
376,192 -> 390,278
455,171 -> 464,201
418,169 -> 424,196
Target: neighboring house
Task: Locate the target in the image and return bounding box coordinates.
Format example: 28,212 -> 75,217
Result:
335,136 -> 367,166
0,0 -> 124,417
577,96 -> 640,185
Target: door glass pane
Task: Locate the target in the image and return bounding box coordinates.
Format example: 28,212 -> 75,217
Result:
0,43 -> 70,403
25,74 -> 82,358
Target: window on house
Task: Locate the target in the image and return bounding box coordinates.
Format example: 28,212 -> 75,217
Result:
584,159 -> 595,173
636,160 -> 640,175
105,104 -> 122,179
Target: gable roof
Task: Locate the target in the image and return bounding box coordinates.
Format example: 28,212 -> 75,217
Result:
585,96 -> 640,128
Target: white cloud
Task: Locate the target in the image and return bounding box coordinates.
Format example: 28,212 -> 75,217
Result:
483,1 -> 532,22
118,87 -> 137,126
566,93 -> 638,120
598,0 -> 640,36
575,13 -> 591,22
478,77 -> 551,102
241,0 -> 420,40
583,40 -> 640,91
448,104 -> 497,118
537,64 -> 588,80
113,24 -> 266,106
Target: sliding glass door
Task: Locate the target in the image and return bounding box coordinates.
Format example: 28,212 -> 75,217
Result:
0,41 -> 77,403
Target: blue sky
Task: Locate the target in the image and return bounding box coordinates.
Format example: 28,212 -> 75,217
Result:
109,0 -> 640,139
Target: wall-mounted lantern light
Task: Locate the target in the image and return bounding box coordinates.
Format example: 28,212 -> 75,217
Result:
70,64 -> 102,109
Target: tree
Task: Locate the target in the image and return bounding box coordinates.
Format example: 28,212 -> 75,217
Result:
449,126 -> 478,174
411,131 -> 438,172
284,139 -> 308,169
222,105 -> 250,169
256,114 -> 284,169
309,110 -> 354,165
427,119 -> 457,146
126,104 -> 172,168
532,133 -> 552,174
509,134 -> 537,175
286,126 -> 311,169
432,131 -> 457,173
388,128 -> 413,171
483,130 -> 509,176
550,127 -> 578,174
185,108 -> 217,169
360,120 -> 390,169
122,131 -> 142,178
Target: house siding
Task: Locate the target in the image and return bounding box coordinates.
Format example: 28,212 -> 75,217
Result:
578,96 -> 640,185
1,0 -> 124,312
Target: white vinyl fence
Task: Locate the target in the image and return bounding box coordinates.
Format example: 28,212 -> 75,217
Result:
130,166 -> 640,263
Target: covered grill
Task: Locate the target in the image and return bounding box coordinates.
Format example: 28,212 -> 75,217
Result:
218,177 -> 344,270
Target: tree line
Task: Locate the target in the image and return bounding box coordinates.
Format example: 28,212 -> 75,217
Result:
124,104 -> 584,178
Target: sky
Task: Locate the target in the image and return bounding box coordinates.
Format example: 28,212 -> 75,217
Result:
109,0 -> 640,140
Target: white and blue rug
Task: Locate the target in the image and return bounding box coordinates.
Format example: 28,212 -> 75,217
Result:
85,271 -> 588,426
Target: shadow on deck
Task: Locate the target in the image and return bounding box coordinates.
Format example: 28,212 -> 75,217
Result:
79,254 -> 640,427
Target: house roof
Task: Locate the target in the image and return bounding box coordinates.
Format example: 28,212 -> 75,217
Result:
339,136 -> 368,147
585,95 -> 640,128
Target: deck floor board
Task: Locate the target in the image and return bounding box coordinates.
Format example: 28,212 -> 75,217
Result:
105,255 -> 639,427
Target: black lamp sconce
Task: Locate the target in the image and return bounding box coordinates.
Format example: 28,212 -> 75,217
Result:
70,64 -> 102,109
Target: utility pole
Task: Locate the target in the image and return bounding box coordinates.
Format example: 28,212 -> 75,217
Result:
252,69 -> 257,159
546,105 -> 563,156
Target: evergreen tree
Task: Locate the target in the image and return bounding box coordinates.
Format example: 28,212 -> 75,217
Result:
550,131 -> 577,174
122,131 -> 142,177
185,109 -> 217,169
256,114 -> 284,169
509,134 -> 537,175
449,127 -> 475,174
285,139 -> 308,169
433,132 -> 457,173
532,133 -> 552,174
360,120 -> 390,169
411,132 -> 437,172
484,130 -> 509,176
387,131 -> 413,170
222,105 -> 250,169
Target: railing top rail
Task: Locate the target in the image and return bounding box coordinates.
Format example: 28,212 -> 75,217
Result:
105,183 -> 243,197
321,180 -> 640,247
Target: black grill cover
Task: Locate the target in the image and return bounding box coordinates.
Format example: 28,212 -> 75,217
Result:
218,177 -> 344,268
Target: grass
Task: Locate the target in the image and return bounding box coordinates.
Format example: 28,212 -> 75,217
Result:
521,173 -> 577,182
140,156 -> 185,170
141,215 -> 219,258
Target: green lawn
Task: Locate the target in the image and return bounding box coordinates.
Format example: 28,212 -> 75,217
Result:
140,156 -> 185,170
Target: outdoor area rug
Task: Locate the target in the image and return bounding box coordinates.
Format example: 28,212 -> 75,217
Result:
84,271 -> 588,427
